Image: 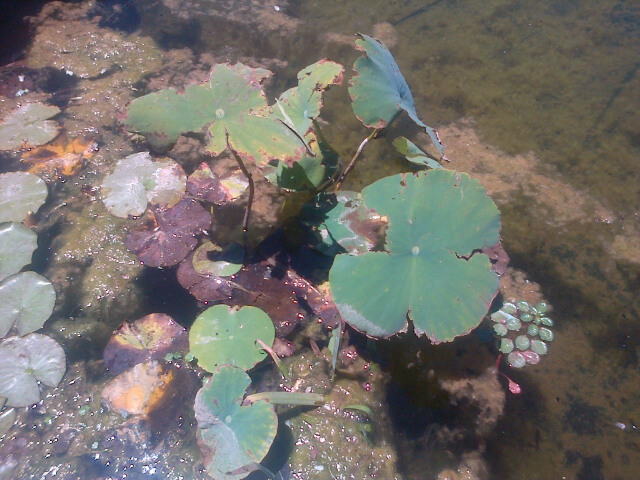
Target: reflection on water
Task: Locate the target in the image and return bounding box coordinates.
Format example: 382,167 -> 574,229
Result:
0,0 -> 638,479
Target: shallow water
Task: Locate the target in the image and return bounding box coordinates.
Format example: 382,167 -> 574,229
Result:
1,1 -> 639,479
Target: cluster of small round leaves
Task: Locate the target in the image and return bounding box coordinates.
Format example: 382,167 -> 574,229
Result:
491,300 -> 554,368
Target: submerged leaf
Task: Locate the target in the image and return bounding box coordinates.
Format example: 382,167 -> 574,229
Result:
0,223 -> 38,281
0,102 -> 60,150
103,313 -> 188,375
349,33 -> 445,157
192,241 -> 244,277
392,136 -> 442,169
125,198 -> 211,267
195,365 -> 277,480
0,172 -> 48,223
0,272 -> 56,337
20,137 -> 96,178
187,162 -> 248,205
189,305 -> 275,372
329,170 -> 500,342
0,334 -> 66,407
102,152 -> 187,218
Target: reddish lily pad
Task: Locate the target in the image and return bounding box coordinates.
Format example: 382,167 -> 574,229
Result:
103,313 -> 188,375
125,198 -> 211,267
186,162 -> 248,205
177,253 -> 340,336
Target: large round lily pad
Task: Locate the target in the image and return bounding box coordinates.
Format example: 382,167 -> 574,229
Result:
0,102 -> 61,150
189,305 -> 275,372
0,223 -> 38,281
0,172 -> 48,223
101,152 -> 187,218
0,272 -> 56,338
0,334 -> 66,407
194,365 -> 277,480
329,169 -> 500,342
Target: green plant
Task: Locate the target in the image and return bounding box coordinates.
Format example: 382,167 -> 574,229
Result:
0,102 -> 60,151
113,33 -> 510,479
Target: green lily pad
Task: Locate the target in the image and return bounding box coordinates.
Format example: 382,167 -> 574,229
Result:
123,63 -> 305,167
101,152 -> 186,218
0,272 -> 56,338
0,172 -> 48,223
195,365 -> 277,480
0,102 -> 61,150
189,305 -> 275,372
192,241 -> 244,277
329,169 -> 500,342
0,333 -> 66,407
0,403 -> 16,436
0,223 -> 38,281
392,136 -> 442,169
349,34 -> 445,157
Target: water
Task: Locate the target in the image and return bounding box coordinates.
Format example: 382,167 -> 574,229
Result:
1,1 -> 639,479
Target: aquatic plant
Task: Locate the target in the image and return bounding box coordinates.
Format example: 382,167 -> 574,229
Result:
0,171 -> 48,223
0,272 -> 56,337
491,300 -> 554,368
0,222 -> 38,281
0,102 -> 60,150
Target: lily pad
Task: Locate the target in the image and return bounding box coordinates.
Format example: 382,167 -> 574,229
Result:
392,136 -> 442,169
302,191 -> 387,256
103,313 -> 188,375
329,169 -> 500,342
192,241 -> 244,277
0,223 -> 38,281
125,198 -> 211,267
0,333 -> 66,407
0,102 -> 60,150
349,34 -> 445,157
189,305 -> 275,372
195,365 -> 277,480
122,63 -> 306,167
0,272 -> 56,338
101,152 -> 187,218
186,162 -> 248,204
0,172 -> 48,223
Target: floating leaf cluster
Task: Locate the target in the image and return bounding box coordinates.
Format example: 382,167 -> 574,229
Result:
491,300 -> 554,368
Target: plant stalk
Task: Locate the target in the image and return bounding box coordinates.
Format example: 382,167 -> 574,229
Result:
226,132 -> 254,232
333,128 -> 379,191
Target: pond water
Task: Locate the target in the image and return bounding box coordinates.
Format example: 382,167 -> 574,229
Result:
0,1 -> 639,479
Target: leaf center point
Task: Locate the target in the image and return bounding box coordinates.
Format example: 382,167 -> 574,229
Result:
411,246 -> 420,256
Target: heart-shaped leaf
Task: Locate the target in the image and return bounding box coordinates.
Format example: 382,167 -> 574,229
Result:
125,198 -> 211,267
0,223 -> 38,281
189,305 -> 275,372
349,34 -> 445,157
329,169 -> 500,342
122,63 -> 305,167
186,162 -> 248,205
0,334 -> 66,407
101,152 -> 187,218
0,272 -> 56,338
0,172 -> 48,223
0,102 -> 60,150
192,241 -> 244,277
195,365 -> 277,480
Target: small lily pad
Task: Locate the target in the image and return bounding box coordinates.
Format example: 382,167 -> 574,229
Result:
349,34 -> 445,157
0,223 -> 38,281
125,198 -> 211,267
101,152 -> 187,218
103,313 -> 188,375
195,365 -> 277,480
0,172 -> 48,223
0,272 -> 56,338
392,136 -> 442,169
189,305 -> 275,373
0,334 -> 66,407
186,162 -> 248,204
0,102 -> 61,150
192,241 -> 244,277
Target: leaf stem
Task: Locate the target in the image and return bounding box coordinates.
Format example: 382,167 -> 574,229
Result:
333,128 -> 379,191
226,132 -> 254,232
245,391 -> 325,406
256,338 -> 288,378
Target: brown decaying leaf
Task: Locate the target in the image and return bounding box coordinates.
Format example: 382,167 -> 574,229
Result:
481,241 -> 510,276
103,313 -> 188,375
125,198 -> 211,267
21,137 -> 96,177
